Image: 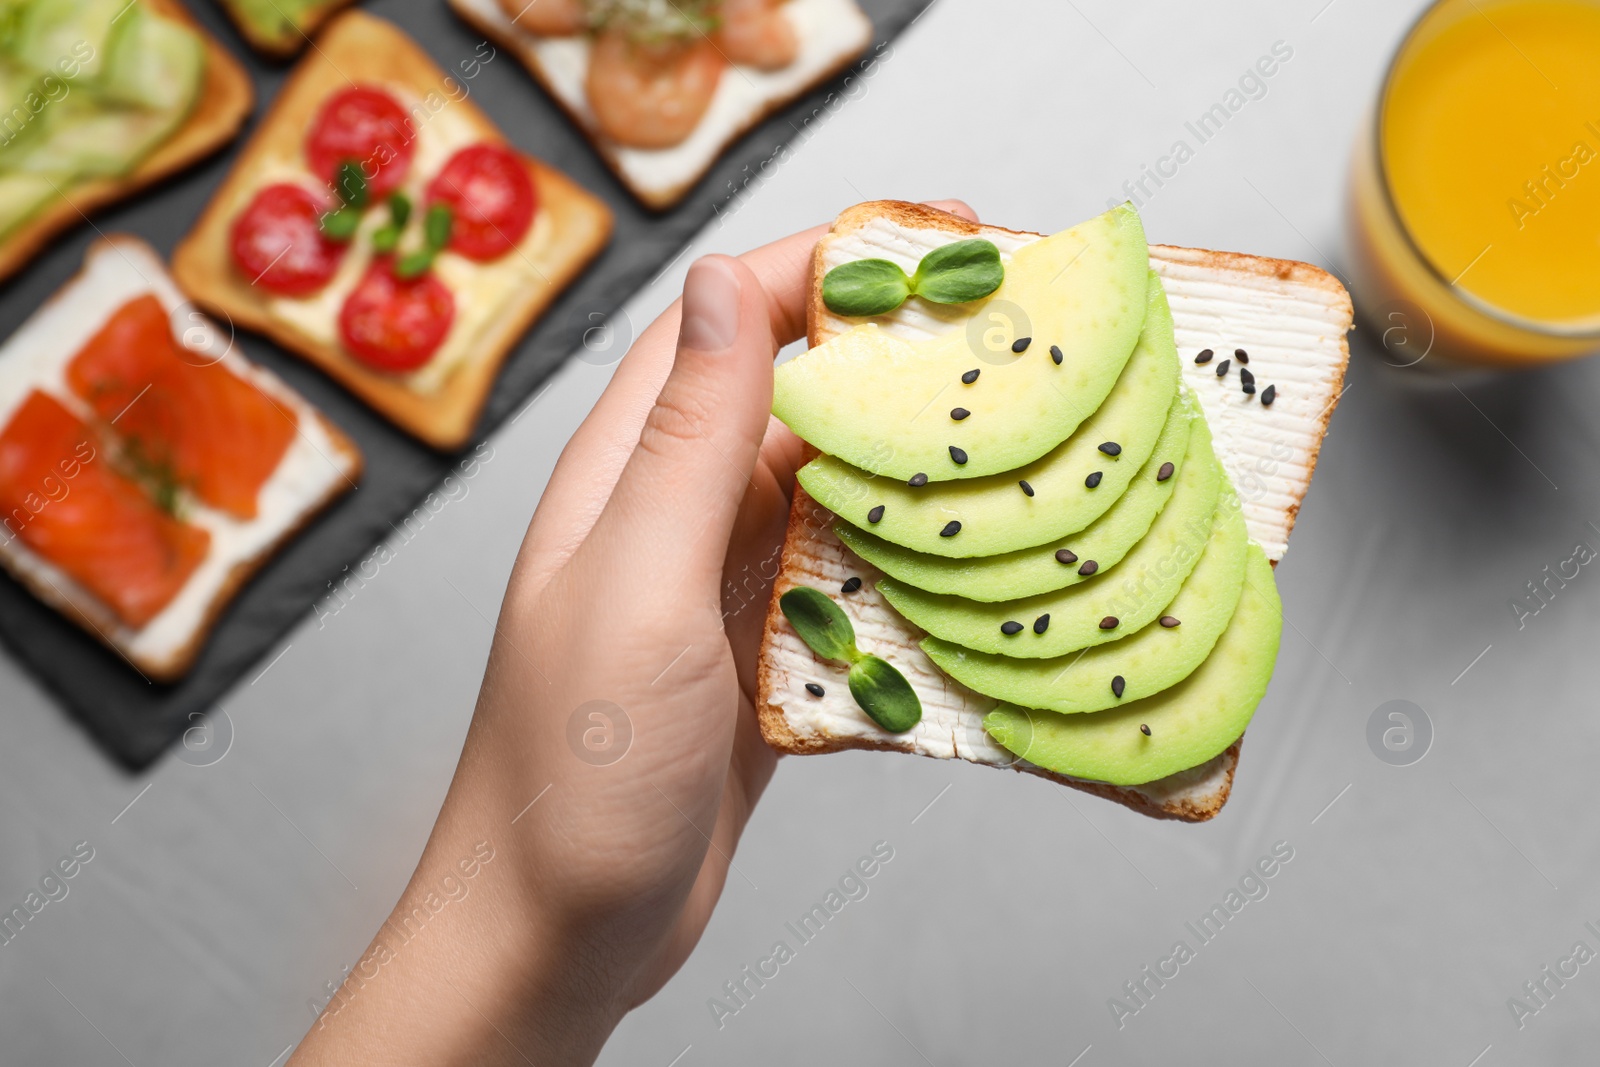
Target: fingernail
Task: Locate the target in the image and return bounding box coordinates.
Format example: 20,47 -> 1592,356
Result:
679,257 -> 741,352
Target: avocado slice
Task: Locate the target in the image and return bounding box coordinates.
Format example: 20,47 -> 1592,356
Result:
773,204 -> 1150,481
878,459 -> 1227,659
13,0 -> 126,80
923,512 -> 1253,712
983,545 -> 1281,785
834,391 -> 1199,600
800,272 -> 1180,558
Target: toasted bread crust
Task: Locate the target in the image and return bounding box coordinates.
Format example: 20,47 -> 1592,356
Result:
215,0 -> 358,58
0,235 -> 363,682
446,0 -> 872,210
760,200 -> 1353,821
0,0 -> 253,287
171,11 -> 614,451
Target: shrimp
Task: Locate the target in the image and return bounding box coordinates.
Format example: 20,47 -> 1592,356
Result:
585,29 -> 725,148
714,0 -> 797,71
498,0 -> 588,36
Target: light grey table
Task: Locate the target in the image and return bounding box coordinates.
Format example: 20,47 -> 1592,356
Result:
5,0 -> 1600,1062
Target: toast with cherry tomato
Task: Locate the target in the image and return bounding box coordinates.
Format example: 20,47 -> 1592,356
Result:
0,0 -> 253,285
0,235 -> 363,682
448,0 -> 874,210
213,0 -> 357,58
171,11 -> 614,450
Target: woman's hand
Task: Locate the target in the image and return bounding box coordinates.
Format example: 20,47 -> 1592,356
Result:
291,202 -> 975,1066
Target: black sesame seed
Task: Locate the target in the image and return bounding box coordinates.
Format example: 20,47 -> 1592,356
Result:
1055,548 -> 1079,565
1001,621 -> 1024,635
961,368 -> 980,384
1033,614 -> 1050,634
949,445 -> 968,465
1240,367 -> 1255,388
951,407 -> 971,421
805,682 -> 825,697
1262,384 -> 1277,406
1098,441 -> 1122,457
1216,359 -> 1230,377
1159,615 -> 1181,628
1157,461 -> 1175,482
1078,559 -> 1098,576
940,520 -> 961,537
842,577 -> 862,594
1234,348 -> 1249,364
908,472 -> 929,488
1011,336 -> 1032,353
1194,348 -> 1214,365
1019,479 -> 1035,497
1099,616 -> 1119,630
1085,471 -> 1103,488
867,505 -> 884,524
1111,676 -> 1126,698
1140,723 -> 1152,736
1049,345 -> 1064,365
1243,382 -> 1257,396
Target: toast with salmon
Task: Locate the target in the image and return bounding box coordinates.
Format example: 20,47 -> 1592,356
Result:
447,0 -> 874,210
172,11 -> 613,451
214,0 -> 357,58
0,235 -> 363,682
757,202 -> 1352,822
0,0 -> 253,286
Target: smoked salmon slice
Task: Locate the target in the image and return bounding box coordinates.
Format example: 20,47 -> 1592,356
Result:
0,391 -> 210,630
66,294 -> 298,521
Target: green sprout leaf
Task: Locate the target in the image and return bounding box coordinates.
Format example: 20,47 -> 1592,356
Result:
911,239 -> 1004,304
779,586 -> 859,663
848,655 -> 923,733
335,161 -> 369,210
821,258 -> 912,318
425,203 -> 454,250
820,240 -> 1004,317
371,193 -> 412,255
319,207 -> 362,242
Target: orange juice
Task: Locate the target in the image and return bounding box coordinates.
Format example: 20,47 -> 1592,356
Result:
1348,0 -> 1600,365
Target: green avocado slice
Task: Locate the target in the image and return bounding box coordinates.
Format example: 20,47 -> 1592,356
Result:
799,273 -> 1180,558
982,545 -> 1281,785
923,511 -> 1253,713
773,205 -> 1150,481
878,456 -> 1227,659
834,391 -> 1199,601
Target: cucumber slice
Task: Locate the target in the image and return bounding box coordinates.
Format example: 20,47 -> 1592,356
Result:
99,4 -> 204,112
13,0 -> 130,80
0,171 -> 61,239
11,94 -> 177,177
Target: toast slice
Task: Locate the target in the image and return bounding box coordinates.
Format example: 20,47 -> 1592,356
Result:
0,0 -> 253,286
0,235 -> 363,682
447,0 -> 873,210
213,0 -> 358,58
172,11 -> 614,451
757,202 -> 1352,821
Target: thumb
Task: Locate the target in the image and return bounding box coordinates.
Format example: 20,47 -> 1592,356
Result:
582,254 -> 777,592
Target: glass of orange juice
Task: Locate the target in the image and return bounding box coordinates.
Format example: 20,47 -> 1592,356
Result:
1347,0 -> 1600,367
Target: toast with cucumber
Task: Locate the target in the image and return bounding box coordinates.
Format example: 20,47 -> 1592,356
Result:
213,0 -> 356,58
757,201 -> 1351,822
0,0 -> 252,284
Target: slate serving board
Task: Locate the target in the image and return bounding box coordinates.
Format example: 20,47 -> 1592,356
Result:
0,0 -> 931,770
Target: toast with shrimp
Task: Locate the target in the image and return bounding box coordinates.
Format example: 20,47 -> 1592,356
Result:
0,235 -> 363,682
213,0 -> 358,58
172,11 -> 613,451
447,0 -> 874,209
0,0 -> 252,286
757,201 -> 1352,822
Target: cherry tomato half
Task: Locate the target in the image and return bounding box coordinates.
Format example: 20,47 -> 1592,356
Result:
425,143 -> 537,261
337,257 -> 455,373
306,86 -> 415,200
229,183 -> 345,296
